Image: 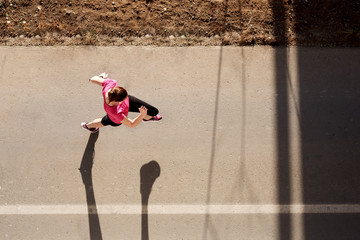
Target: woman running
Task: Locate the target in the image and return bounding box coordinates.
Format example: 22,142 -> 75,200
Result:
81,73 -> 162,133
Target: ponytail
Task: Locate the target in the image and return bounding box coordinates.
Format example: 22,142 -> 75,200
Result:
108,87 -> 128,102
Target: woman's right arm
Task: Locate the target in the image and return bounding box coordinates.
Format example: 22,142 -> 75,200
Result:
121,106 -> 148,128
89,76 -> 105,86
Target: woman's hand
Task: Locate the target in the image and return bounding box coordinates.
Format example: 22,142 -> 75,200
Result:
139,106 -> 148,116
99,72 -> 108,79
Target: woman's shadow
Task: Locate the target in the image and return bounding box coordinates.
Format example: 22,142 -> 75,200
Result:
79,132 -> 160,240
140,161 -> 161,240
79,132 -> 103,240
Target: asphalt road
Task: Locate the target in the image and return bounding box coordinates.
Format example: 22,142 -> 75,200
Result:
1,46 -> 359,240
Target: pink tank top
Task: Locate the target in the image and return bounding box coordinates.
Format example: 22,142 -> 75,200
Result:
102,79 -> 129,124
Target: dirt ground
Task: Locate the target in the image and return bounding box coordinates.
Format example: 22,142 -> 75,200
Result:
1,0 -> 359,47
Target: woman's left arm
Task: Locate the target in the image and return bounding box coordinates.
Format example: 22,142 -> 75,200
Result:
89,76 -> 105,86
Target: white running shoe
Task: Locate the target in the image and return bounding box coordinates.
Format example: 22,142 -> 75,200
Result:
81,122 -> 99,133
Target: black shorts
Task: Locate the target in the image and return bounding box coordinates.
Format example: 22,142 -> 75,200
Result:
101,95 -> 159,127
101,114 -> 122,126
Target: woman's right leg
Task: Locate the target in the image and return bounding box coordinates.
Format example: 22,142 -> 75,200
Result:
128,95 -> 160,120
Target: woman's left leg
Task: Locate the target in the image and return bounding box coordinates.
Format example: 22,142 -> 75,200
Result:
87,118 -> 104,129
81,118 -> 103,133
128,95 -> 160,120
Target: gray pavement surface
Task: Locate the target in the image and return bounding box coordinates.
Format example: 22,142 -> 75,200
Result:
0,46 -> 360,239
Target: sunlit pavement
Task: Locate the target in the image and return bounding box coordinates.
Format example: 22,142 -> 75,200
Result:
1,46 -> 360,240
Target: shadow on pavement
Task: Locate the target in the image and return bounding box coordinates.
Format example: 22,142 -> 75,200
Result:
271,0 -> 292,239
79,132 -> 103,240
297,48 -> 360,239
140,160 -> 161,240
203,1 -> 230,238
272,0 -> 360,238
